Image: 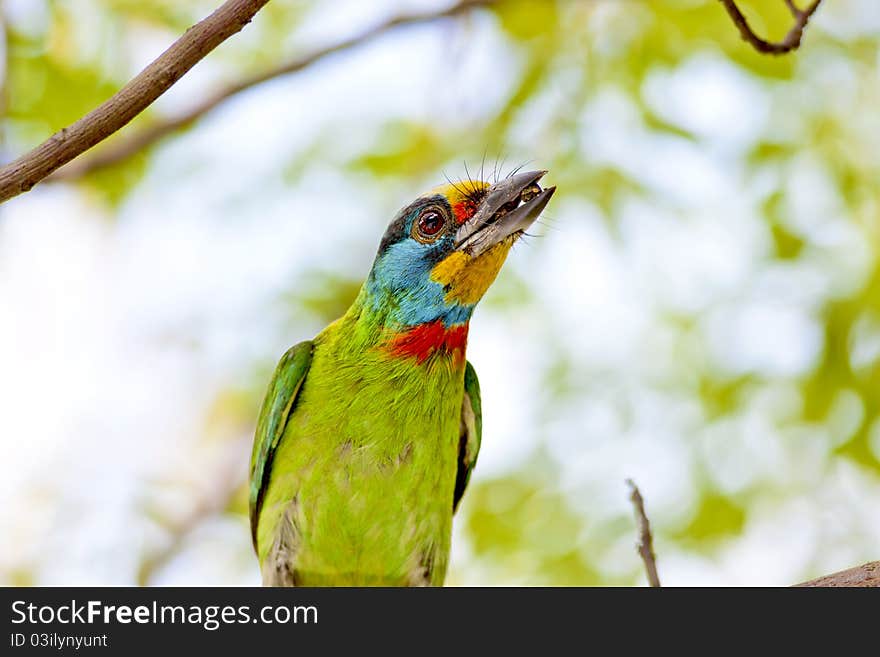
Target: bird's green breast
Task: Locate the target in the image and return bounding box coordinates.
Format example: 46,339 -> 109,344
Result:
256,318 -> 465,585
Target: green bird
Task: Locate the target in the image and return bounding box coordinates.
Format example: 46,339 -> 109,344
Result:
250,170 -> 555,586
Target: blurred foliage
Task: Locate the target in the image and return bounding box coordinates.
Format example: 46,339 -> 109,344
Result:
3,0 -> 879,586
462,451 -> 604,585
281,270 -> 362,327
676,493 -> 746,546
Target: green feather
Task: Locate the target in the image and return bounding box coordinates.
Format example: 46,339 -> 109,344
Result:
249,341 -> 313,548
251,304 -> 480,585
454,361 -> 482,512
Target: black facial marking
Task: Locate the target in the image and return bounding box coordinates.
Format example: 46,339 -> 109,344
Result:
376,194 -> 453,257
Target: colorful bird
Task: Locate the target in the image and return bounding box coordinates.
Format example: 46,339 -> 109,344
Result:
250,170 -> 555,586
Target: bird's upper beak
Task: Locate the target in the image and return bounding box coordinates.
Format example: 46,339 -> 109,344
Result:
454,170 -> 555,257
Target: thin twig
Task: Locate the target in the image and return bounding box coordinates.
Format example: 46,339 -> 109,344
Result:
0,0 -> 274,204
626,479 -> 661,587
50,0 -> 496,182
718,0 -> 822,55
783,0 -> 801,18
1,0 -> 497,194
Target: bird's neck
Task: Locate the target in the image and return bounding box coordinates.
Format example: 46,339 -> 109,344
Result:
383,320 -> 469,366
335,285 -> 470,367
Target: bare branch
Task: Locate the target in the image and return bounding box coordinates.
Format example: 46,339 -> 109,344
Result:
49,0 -> 496,183
0,0 -> 275,204
718,0 -> 822,55
795,561 -> 880,587
783,0 -> 802,18
0,0 -> 497,197
626,479 -> 661,587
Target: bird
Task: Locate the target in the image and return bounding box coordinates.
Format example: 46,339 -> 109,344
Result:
249,169 -> 555,586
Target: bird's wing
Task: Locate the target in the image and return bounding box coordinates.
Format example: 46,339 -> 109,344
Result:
453,360 -> 482,513
249,341 -> 314,549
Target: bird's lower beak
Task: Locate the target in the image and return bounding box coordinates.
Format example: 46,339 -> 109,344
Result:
454,170 -> 555,257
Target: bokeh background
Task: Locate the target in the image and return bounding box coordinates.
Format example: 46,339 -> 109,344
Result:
1,0 -> 879,586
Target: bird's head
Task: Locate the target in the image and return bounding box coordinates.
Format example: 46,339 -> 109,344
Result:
363,170 -> 554,340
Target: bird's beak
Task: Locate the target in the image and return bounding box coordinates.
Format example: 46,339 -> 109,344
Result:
454,170 -> 555,257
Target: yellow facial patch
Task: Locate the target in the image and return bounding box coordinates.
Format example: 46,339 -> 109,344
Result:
430,241 -> 515,306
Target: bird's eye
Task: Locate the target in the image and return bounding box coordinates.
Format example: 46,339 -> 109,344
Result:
413,207 -> 447,242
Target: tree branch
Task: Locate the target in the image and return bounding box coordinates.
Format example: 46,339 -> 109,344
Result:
0,0 -> 275,204
795,561 -> 880,587
627,479 -> 661,587
625,477 -> 878,587
718,0 -> 822,55
0,0 -> 497,197
49,0 -> 495,183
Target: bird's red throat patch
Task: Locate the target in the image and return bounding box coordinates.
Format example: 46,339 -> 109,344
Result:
385,321 -> 469,365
